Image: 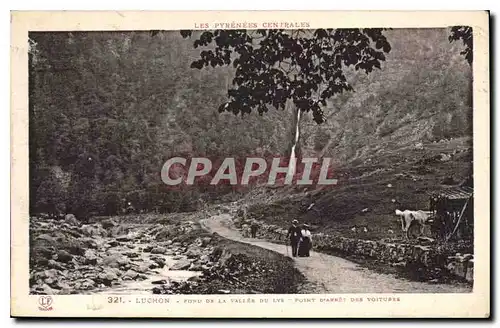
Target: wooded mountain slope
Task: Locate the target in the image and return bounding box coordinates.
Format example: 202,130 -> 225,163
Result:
29,28 -> 472,218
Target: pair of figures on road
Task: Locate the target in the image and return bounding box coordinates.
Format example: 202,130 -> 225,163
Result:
286,219 -> 312,257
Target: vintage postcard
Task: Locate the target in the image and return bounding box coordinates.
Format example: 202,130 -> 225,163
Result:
11,11 -> 490,318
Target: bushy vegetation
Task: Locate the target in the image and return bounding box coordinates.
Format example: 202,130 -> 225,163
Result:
29,28 -> 472,220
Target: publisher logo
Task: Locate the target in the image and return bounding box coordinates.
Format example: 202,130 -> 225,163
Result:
38,296 -> 53,311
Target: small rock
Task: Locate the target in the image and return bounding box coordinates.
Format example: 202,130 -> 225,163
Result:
97,270 -> 119,286
170,259 -> 192,270
83,249 -> 98,265
122,269 -> 139,280
439,153 -> 451,162
102,254 -> 129,268
136,263 -> 151,273
40,284 -> 54,295
150,256 -> 166,268
417,237 -> 435,244
152,286 -> 164,294
80,279 -> 96,290
188,263 -> 203,271
151,247 -> 166,254
57,250 -> 73,263
463,254 -> 474,261
101,219 -> 116,229
80,224 -> 107,237
199,255 -> 210,264
185,248 -> 202,258
149,262 -> 160,269
36,234 -> 57,243
187,276 -> 201,282
48,259 -> 65,270
116,235 -> 132,242
55,280 -> 72,290
108,241 -> 119,247
64,214 -> 79,226
125,252 -> 139,258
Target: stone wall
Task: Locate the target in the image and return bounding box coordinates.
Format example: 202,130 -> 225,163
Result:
237,219 -> 473,283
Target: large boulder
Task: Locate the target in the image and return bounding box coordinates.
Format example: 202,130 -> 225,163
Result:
32,268 -> 60,283
56,250 -> 73,263
79,278 -> 97,290
80,224 -> 108,238
122,269 -> 139,280
199,255 -> 211,264
201,237 -> 212,247
47,259 -> 65,270
38,284 -> 54,295
102,254 -> 130,268
64,214 -> 79,227
116,235 -> 133,242
170,259 -> 192,270
83,249 -> 98,265
152,225 -> 179,241
135,262 -> 152,273
185,247 -> 202,259
150,256 -> 166,268
101,219 -> 117,230
151,246 -> 166,254
97,269 -> 119,287
125,251 -> 139,258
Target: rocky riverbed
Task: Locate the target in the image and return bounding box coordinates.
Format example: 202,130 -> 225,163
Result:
29,213 -> 303,295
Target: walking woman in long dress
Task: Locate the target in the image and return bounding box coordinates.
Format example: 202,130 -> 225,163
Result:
298,224 -> 312,257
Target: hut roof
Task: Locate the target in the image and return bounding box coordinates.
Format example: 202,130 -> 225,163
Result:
431,186 -> 473,200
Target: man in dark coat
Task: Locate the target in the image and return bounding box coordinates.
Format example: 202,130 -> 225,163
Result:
250,221 -> 259,238
286,219 -> 302,257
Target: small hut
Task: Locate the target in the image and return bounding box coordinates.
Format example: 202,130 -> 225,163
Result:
429,185 -> 473,241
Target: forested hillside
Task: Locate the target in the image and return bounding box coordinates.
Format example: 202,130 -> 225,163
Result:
28,28 -> 472,219
299,29 -> 472,164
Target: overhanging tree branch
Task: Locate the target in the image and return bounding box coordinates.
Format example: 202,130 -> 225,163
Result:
181,28 -> 392,124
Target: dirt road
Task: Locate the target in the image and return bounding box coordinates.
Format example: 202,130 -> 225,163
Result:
201,214 -> 472,294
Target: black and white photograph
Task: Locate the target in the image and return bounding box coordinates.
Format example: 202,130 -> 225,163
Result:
10,10 -> 490,318
27,26 -> 477,296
